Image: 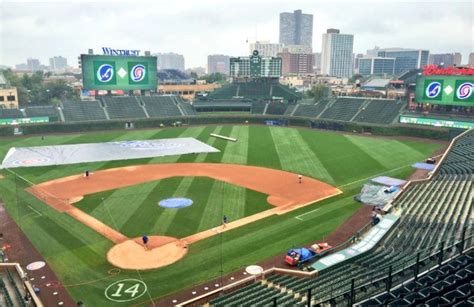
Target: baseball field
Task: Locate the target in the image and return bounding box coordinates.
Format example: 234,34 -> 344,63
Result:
0,125 -> 441,305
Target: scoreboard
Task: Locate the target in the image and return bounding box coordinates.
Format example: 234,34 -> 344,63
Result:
81,55 -> 157,91
415,75 -> 474,107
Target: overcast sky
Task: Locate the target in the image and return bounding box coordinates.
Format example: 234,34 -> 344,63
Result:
0,0 -> 472,69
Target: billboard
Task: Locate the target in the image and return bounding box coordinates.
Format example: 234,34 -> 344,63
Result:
415,75 -> 474,106
0,117 -> 50,126
81,55 -> 157,91
400,116 -> 474,129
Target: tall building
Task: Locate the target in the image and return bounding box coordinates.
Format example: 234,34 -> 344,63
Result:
469,53 -> 474,68
155,52 -> 185,71
279,9 -> 313,47
278,50 -> 313,75
26,58 -> 41,71
320,29 -> 354,78
313,52 -> 321,73
375,48 -> 429,74
353,53 -> 364,73
207,55 -> 230,74
49,56 -> 68,70
428,53 -> 462,67
249,41 -> 284,57
284,44 -> 312,54
358,57 -> 395,76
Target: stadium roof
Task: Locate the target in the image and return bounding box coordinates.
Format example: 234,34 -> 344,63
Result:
362,78 -> 391,89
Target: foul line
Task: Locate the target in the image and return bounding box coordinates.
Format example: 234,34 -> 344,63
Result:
336,164 -> 413,189
295,208 -> 320,221
27,205 -> 42,217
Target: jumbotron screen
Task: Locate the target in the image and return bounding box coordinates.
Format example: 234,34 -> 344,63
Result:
81,55 -> 157,90
415,75 -> 474,107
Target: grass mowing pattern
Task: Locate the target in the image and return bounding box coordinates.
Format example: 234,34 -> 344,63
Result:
0,125 -> 441,305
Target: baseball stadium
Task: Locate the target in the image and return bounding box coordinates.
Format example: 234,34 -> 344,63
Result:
0,49 -> 473,307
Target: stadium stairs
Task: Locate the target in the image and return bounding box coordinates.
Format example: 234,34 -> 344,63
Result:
204,130 -> 474,306
139,96 -> 183,118
101,96 -> 147,119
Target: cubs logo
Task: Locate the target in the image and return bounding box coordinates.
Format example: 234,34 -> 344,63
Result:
456,82 -> 473,100
425,82 -> 441,98
114,141 -> 184,149
130,64 -> 146,82
96,64 -> 114,82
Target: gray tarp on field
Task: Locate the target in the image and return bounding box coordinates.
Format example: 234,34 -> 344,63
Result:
1,138 -> 219,169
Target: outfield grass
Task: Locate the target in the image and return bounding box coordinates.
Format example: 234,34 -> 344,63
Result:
0,125 -> 441,306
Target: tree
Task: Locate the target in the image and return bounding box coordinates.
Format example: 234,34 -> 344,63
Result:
1,69 -> 77,106
349,74 -> 363,84
189,72 -> 198,79
306,84 -> 328,102
199,72 -> 227,84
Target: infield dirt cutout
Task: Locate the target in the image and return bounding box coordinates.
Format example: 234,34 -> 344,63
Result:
28,163 -> 341,270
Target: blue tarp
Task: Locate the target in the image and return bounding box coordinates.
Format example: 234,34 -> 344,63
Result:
371,176 -> 407,187
412,162 -> 436,171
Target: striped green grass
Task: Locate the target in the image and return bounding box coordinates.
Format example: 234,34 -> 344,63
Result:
0,125 -> 441,306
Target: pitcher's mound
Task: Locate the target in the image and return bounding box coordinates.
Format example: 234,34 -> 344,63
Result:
106,236 -> 187,270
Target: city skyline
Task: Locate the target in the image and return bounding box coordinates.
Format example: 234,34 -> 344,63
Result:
0,0 -> 472,69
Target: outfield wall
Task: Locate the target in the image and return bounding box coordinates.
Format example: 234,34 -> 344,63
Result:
0,114 -> 454,140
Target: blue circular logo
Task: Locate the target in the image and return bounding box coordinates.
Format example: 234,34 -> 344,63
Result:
130,64 -> 146,82
425,82 -> 441,98
97,64 -> 114,82
456,82 -> 473,100
159,198 -> 193,209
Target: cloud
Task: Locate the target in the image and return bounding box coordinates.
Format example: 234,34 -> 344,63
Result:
0,0 -> 472,68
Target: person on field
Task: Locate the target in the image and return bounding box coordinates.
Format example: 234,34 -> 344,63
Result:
222,215 -> 228,228
142,235 -> 149,250
84,170 -> 90,178
298,174 -> 302,184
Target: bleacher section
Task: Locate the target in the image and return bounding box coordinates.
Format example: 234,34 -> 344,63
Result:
209,282 -> 303,307
251,102 -> 266,115
102,96 -> 147,119
270,84 -> 301,101
204,130 -> 474,306
24,105 -> 60,121
265,102 -> 288,115
293,99 -> 332,118
207,84 -> 239,99
0,108 -> 23,119
353,99 -> 404,124
361,249 -> 473,306
207,82 -> 300,102
439,130 -> 474,175
141,96 -> 182,118
0,270 -> 27,307
61,101 -> 107,122
319,97 -> 366,121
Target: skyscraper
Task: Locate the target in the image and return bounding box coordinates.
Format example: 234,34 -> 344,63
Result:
155,52 -> 185,71
279,9 -> 313,47
278,50 -> 314,76
375,48 -> 429,73
26,58 -> 41,71
320,29 -> 354,78
429,53 -> 462,67
469,53 -> 474,68
49,56 -> 68,70
207,55 -> 230,74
